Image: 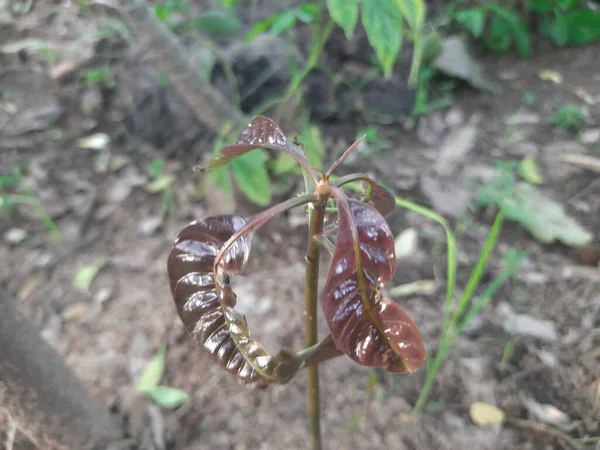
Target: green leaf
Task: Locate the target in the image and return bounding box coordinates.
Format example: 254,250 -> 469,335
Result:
518,155 -> 543,185
221,0 -> 238,8
72,260 -> 106,293
540,13 -> 568,46
300,125 -> 325,170
231,150 -> 272,206
455,8 -> 486,38
269,11 -> 297,36
396,0 -> 426,86
146,174 -> 175,193
562,10 -> 600,45
146,386 -> 190,408
485,17 -> 513,54
272,153 -> 300,175
190,10 -> 242,36
245,16 -> 276,41
296,3 -> 320,23
136,347 -> 166,393
147,158 -> 165,178
557,0 -> 578,10
367,371 -> 378,389
155,4 -> 171,22
327,0 -> 360,38
527,0 -> 554,13
0,167 -> 23,188
396,0 -> 426,32
362,0 -> 403,78
211,164 -> 234,194
0,195 -> 16,209
484,5 -> 531,57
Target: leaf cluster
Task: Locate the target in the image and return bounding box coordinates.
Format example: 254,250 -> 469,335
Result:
167,116 -> 426,385
452,0 -> 600,57
327,0 -> 426,80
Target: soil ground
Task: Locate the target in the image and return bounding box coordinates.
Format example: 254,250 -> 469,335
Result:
1,2 -> 599,450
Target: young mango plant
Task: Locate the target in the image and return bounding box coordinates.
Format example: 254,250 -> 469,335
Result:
167,116 -> 425,448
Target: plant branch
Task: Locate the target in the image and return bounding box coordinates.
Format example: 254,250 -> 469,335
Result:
305,200 -> 327,450
298,334 -> 343,367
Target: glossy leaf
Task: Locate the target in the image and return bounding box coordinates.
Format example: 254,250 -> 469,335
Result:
365,179 -> 396,217
198,116 -> 320,182
361,0 -> 403,78
333,173 -> 396,217
322,191 -> 425,373
168,216 -> 302,384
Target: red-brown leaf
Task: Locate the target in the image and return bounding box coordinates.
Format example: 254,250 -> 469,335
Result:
368,180 -> 395,217
321,194 -> 425,373
168,216 -> 300,384
198,116 -> 319,181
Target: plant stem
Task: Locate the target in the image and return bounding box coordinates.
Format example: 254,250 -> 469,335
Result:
411,212 -> 505,416
305,201 -> 326,450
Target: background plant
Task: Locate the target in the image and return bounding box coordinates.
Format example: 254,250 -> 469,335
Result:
0,167 -> 61,242
448,0 -> 600,56
152,0 -> 428,205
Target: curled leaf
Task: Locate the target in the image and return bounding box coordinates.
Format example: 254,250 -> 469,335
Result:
168,216 -> 301,385
333,173 -> 395,217
197,116 -> 320,182
366,179 -> 396,217
322,191 -> 425,373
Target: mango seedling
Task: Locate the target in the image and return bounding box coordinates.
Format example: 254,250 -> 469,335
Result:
167,116 -> 426,449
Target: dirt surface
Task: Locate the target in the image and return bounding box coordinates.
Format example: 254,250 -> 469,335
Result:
1,2 -> 600,450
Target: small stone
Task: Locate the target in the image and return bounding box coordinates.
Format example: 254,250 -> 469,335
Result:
394,228 -> 419,259
80,88 -> 103,116
519,393 -> 569,426
420,175 -> 470,218
580,128 -> 600,144
61,301 -> 91,321
505,112 -> 541,125
4,228 -> 27,244
435,118 -> 480,176
536,350 -> 557,368
94,287 -> 114,306
509,141 -> 539,156
517,271 -> 547,286
503,313 -> 557,341
138,216 -> 163,235
445,107 -> 464,127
